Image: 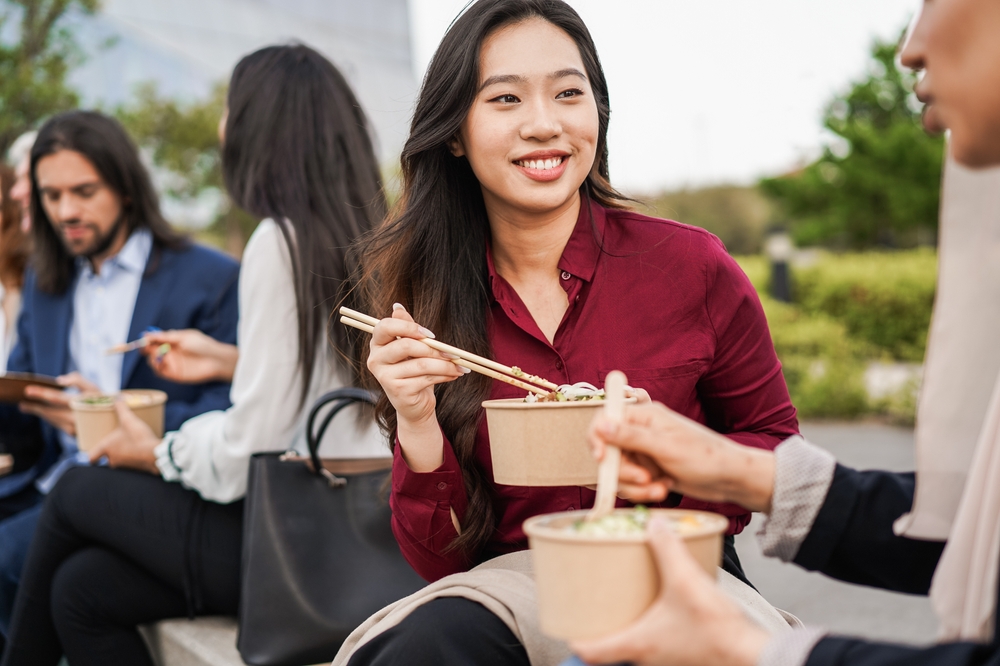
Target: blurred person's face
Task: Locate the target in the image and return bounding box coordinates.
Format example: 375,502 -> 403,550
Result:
451,18 -> 599,221
901,0 -> 1000,166
35,149 -> 127,264
10,156 -> 33,231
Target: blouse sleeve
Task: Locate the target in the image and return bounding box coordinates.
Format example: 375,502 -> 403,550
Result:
389,431 -> 471,581
155,220 -> 318,503
679,240 -> 802,528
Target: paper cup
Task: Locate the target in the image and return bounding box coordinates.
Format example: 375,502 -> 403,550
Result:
524,508 -> 728,641
70,389 -> 167,453
483,397 -> 635,486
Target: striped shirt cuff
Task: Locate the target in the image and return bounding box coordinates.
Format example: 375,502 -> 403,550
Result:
757,436 -> 836,561
154,432 -> 183,482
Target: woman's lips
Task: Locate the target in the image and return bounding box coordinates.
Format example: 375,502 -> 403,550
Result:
513,155 -> 569,182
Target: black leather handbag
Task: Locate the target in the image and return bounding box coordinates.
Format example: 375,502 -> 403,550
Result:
237,388 -> 426,666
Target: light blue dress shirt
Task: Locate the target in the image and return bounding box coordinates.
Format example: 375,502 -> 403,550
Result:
36,229 -> 152,494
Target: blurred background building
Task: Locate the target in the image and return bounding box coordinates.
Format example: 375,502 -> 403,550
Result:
71,0 -> 415,161
60,0 -> 416,228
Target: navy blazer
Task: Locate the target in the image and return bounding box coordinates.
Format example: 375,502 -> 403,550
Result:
797,464 -> 1000,665
0,241 -> 239,493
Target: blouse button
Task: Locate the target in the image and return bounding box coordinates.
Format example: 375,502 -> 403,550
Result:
555,359 -> 564,371
437,482 -> 448,490
560,271 -> 572,281
567,505 -> 576,511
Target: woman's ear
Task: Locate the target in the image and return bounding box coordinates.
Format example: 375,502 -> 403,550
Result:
447,135 -> 466,157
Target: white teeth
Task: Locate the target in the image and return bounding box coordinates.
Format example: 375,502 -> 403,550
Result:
517,157 -> 563,170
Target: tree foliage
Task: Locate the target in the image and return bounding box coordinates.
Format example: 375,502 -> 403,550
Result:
760,38 -> 945,248
114,81 -> 226,199
0,0 -> 98,155
114,82 -> 258,254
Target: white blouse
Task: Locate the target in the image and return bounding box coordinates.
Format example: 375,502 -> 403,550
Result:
155,219 -> 389,503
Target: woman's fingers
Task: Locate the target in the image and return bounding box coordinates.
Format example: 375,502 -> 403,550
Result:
371,315 -> 437,347
371,336 -> 450,365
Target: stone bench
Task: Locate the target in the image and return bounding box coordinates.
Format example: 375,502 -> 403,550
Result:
140,618 -> 329,666
140,617 -> 247,666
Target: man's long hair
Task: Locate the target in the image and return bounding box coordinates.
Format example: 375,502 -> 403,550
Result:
29,111 -> 187,294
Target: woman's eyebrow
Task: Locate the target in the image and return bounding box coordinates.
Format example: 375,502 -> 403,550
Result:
478,68 -> 587,92
479,73 -> 526,92
550,67 -> 587,82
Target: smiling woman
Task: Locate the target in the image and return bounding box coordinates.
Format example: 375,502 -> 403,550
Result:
350,0 -> 799,664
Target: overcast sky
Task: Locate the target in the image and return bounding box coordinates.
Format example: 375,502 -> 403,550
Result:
408,0 -> 920,194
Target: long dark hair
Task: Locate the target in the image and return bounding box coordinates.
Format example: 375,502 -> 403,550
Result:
223,44 -> 385,401
29,111 -> 187,295
359,0 -> 629,560
0,164 -> 30,290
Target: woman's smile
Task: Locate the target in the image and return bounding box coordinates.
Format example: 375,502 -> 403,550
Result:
513,151 -> 570,182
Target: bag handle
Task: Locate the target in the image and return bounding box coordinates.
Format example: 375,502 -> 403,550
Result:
305,388 -> 378,487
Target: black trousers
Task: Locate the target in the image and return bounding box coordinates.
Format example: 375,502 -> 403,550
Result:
349,597 -> 531,666
1,466 -> 243,666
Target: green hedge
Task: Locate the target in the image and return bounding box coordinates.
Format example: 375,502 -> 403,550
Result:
759,295 -> 870,419
793,250 -> 937,362
735,250 -> 936,422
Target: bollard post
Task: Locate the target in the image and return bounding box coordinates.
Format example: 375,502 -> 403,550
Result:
765,230 -> 794,302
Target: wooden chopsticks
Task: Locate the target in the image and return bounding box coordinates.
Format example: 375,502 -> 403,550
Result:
339,307 -> 557,395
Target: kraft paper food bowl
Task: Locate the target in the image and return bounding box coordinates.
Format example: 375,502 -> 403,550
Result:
524,508 -> 728,641
483,397 -> 635,486
71,389 -> 167,453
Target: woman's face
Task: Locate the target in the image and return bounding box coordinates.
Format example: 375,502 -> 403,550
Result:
901,0 -> 1000,167
453,18 -> 600,220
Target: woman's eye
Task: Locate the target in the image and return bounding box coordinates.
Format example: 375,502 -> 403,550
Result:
489,94 -> 520,104
556,88 -> 584,100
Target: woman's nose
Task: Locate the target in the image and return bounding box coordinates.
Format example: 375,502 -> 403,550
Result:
520,99 -> 561,142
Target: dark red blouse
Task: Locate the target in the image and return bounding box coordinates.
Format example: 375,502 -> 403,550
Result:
391,202 -> 799,581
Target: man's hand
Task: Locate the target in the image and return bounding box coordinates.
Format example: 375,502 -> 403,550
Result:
20,373 -> 101,436
87,401 -> 161,474
571,518 -> 770,666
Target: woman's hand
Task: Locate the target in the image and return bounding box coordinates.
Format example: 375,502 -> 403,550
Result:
588,402 -> 775,513
87,401 -> 161,474
141,329 -> 238,384
20,372 -> 101,436
366,303 -> 467,471
571,518 -> 769,666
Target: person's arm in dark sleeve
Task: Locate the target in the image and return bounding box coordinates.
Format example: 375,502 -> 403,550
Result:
793,464 -> 945,594
803,635 -> 998,666
757,436 -> 945,595
162,267 -> 239,428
